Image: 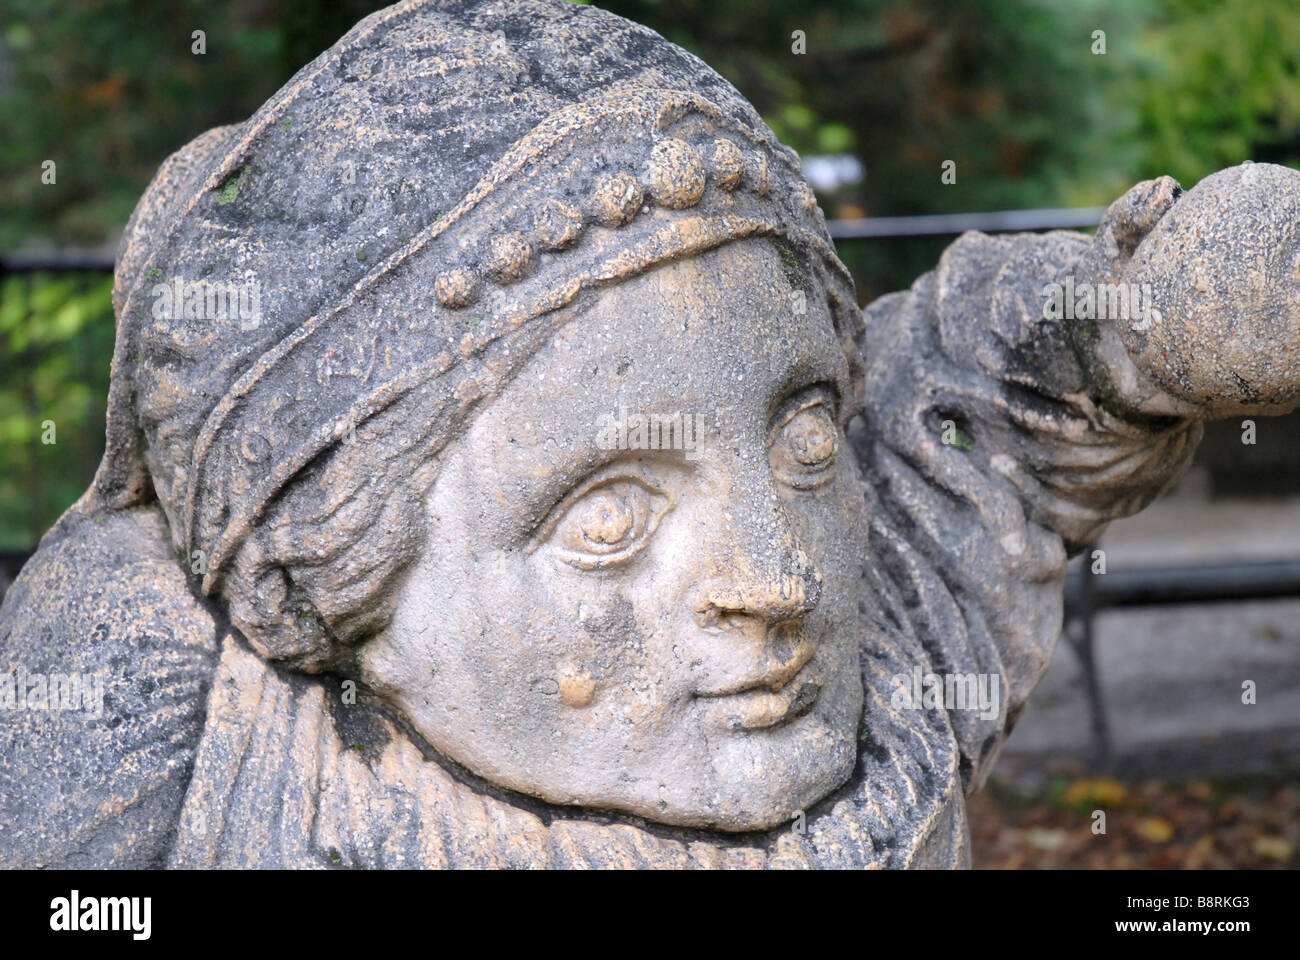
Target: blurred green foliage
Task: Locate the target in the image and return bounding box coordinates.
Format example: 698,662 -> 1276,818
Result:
1133,0 -> 1300,184
0,0 -> 391,248
0,272 -> 114,548
1,0 -> 1298,549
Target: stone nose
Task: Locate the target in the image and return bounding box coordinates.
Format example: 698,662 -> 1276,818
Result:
693,541 -> 823,633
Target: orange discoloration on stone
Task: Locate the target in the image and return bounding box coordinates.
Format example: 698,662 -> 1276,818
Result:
558,667 -> 596,708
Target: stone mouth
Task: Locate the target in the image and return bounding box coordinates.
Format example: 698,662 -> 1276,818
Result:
694,642 -> 824,731
703,678 -> 823,731
692,631 -> 818,699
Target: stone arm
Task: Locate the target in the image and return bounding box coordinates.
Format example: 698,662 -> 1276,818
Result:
0,504 -> 220,868
850,162 -> 1300,793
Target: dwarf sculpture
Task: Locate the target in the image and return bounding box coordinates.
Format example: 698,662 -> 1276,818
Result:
1,0 -> 1296,868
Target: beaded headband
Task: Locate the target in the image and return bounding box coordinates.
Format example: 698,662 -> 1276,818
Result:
163,88 -> 857,594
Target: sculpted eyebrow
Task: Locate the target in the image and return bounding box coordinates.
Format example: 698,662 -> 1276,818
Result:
769,348 -> 847,424
510,435 -> 622,535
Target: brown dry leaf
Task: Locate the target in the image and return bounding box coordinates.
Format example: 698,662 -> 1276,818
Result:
1252,835 -> 1294,863
1063,777 -> 1128,808
1136,817 -> 1175,843
1025,827 -> 1068,851
1185,834 -> 1216,869
970,774 -> 1300,869
1149,849 -> 1182,868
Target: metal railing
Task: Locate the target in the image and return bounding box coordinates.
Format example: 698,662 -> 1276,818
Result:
0,207 -> 1111,277
827,206 -> 1105,239
1062,557 -> 1300,771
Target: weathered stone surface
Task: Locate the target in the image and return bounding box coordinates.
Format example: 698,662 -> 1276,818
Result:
1115,164 -> 1300,416
0,506 -> 218,868
1,0 -> 1296,868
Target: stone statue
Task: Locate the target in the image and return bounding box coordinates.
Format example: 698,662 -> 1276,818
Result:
1,0 -> 1296,869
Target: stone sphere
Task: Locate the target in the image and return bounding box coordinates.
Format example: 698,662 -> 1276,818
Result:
1120,162 -> 1300,414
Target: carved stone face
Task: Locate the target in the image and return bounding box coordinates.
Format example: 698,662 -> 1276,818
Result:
361,239 -> 870,831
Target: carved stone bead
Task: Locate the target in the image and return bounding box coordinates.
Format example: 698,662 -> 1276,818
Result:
588,172 -> 644,227
533,198 -> 584,251
434,268 -> 478,309
793,180 -> 819,214
711,138 -> 745,191
485,231 -> 534,283
644,137 -> 706,209
746,152 -> 771,196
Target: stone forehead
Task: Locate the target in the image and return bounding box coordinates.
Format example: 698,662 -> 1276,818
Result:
102,0 -> 857,593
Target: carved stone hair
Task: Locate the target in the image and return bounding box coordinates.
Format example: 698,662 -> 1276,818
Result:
90,0 -> 865,670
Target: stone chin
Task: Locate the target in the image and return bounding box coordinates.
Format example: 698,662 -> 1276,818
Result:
683,717 -> 862,833
363,632 -> 864,833
674,652 -> 866,831
571,705 -> 860,833
439,708 -> 860,834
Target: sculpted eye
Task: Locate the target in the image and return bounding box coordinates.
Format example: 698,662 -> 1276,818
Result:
770,396 -> 839,490
540,478 -> 671,570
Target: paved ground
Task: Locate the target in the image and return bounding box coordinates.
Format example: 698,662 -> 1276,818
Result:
996,486 -> 1300,789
